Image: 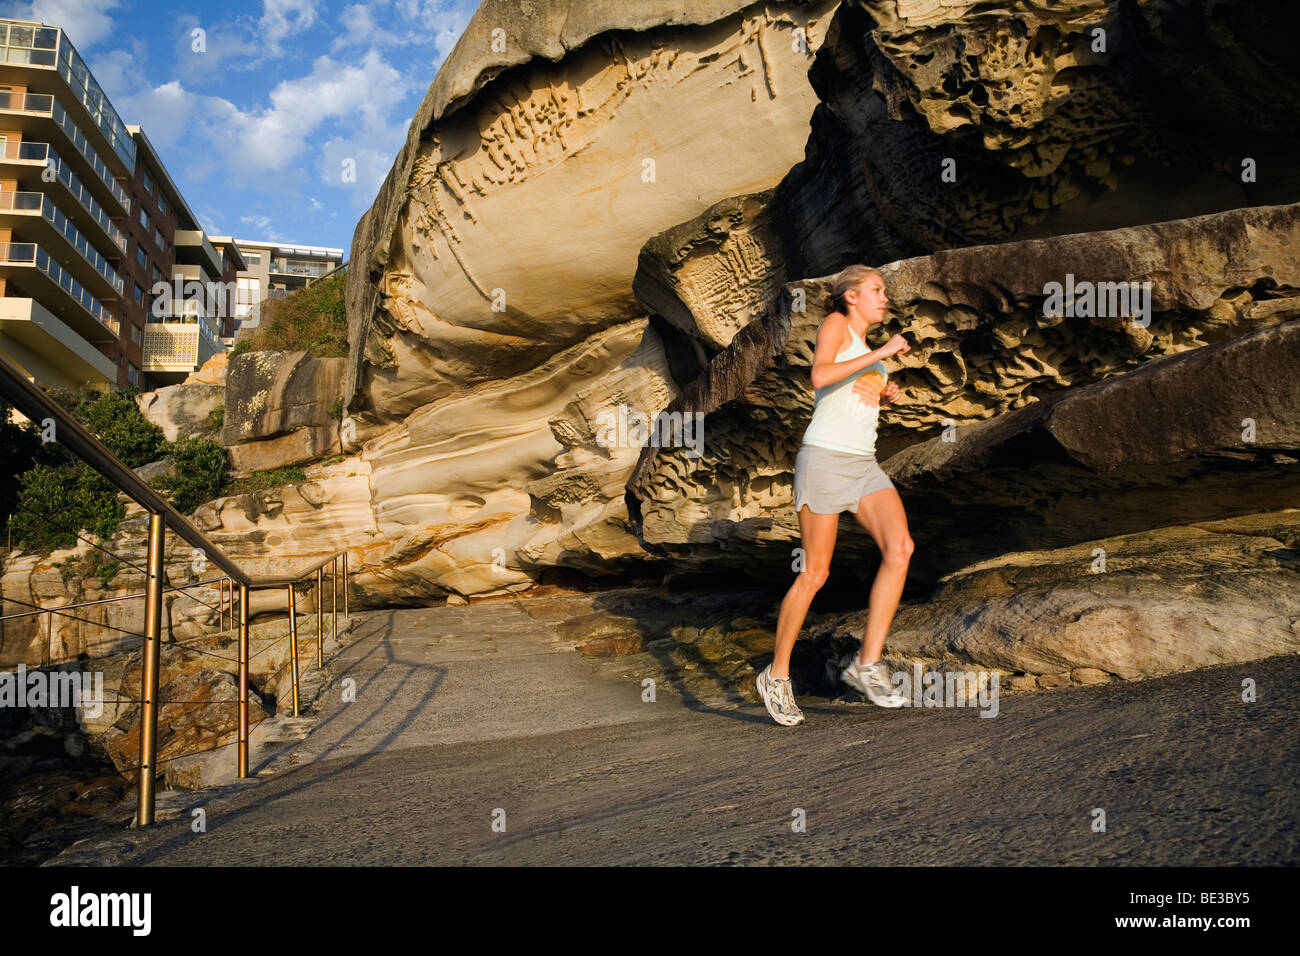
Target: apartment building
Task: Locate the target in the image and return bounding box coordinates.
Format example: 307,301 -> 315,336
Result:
233,239 -> 342,331
0,19 -> 240,392
127,125 -> 244,386
0,20 -> 131,391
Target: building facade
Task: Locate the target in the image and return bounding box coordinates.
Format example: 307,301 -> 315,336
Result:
128,126 -> 244,386
0,20 -> 132,391
0,19 -> 241,393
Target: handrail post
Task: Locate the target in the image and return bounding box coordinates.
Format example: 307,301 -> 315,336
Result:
138,511 -> 165,827
342,551 -> 348,618
286,585 -> 300,717
315,567 -> 323,667
331,556 -> 338,643
238,583 -> 249,778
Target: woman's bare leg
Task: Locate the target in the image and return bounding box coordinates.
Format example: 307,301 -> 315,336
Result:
771,505 -> 840,678
852,488 -> 914,665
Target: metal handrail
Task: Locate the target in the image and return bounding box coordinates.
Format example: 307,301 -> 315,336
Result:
0,350 -> 352,825
0,354 -> 247,582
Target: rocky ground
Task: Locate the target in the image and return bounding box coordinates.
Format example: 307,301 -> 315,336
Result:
24,589 -> 1298,867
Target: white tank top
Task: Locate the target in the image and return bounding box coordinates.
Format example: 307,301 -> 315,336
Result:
801,323 -> 888,457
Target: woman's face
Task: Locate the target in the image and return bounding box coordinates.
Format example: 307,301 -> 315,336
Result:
847,274 -> 889,325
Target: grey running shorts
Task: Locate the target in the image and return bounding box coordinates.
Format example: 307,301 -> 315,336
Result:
793,443 -> 896,514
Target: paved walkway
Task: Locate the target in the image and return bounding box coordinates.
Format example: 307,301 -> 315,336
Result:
46,603 -> 1299,865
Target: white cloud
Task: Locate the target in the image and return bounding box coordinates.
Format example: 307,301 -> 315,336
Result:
170,14 -> 262,82
19,0 -> 472,249
329,0 -> 474,60
240,214 -> 275,238
98,45 -> 411,194
259,0 -> 319,57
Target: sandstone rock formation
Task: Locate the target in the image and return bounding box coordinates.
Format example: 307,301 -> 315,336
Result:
327,0 -> 843,597
136,383 -> 223,444
222,350 -> 345,474
184,351 -> 228,387
771,0 -> 1300,275
325,0 -> 1300,608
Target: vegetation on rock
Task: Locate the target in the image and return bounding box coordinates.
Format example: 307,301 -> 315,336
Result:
237,267 -> 347,358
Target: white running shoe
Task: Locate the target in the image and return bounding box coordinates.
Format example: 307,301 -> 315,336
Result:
756,664 -> 804,726
842,658 -> 907,707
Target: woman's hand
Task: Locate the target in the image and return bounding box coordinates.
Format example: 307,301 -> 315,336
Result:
884,334 -> 911,358
879,381 -> 900,404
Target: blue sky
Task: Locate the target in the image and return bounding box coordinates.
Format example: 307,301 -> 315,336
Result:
0,0 -> 482,255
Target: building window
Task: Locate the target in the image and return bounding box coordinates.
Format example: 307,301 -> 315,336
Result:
151,264 -> 162,284
139,206 -> 149,229
133,282 -> 145,305
130,323 -> 142,344
142,169 -> 154,194
157,192 -> 167,214
154,227 -> 165,249
135,245 -> 147,267
236,276 -> 261,320
244,251 -> 261,265
127,363 -> 140,386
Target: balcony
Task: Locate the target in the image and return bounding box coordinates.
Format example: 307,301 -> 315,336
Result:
0,241 -> 117,340
142,312 -> 222,379
269,258 -> 337,280
0,22 -> 136,170
0,190 -> 123,297
0,295 -> 117,388
174,229 -> 224,280
0,139 -> 126,252
0,91 -> 130,212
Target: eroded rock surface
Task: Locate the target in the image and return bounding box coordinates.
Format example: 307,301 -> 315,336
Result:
628,203 -> 1300,579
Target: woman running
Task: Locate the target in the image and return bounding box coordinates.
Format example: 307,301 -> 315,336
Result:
756,264 -> 914,726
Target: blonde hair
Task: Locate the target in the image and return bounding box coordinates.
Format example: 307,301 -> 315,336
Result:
826,265 -> 884,315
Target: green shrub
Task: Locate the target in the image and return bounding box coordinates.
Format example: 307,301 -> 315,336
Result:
154,438 -> 228,514
231,339 -> 250,356
209,404 -> 224,429
9,462 -> 125,552
0,398 -> 47,526
39,385 -> 167,467
6,386 -> 162,552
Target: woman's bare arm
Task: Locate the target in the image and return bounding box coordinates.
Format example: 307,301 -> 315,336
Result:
810,312 -> 898,389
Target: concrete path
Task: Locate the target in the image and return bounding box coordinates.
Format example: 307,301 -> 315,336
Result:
44,602 -> 1299,866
